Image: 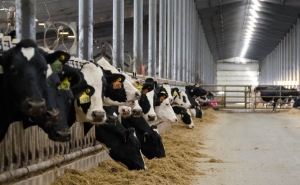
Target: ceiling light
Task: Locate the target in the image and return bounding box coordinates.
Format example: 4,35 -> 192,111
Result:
249,16 -> 257,23
248,21 -> 256,28
250,9 -> 259,18
38,23 -> 45,26
251,5 -> 260,11
240,44 -> 249,58
35,18 -> 38,21
59,32 -> 69,35
68,35 -> 75,38
252,0 -> 261,7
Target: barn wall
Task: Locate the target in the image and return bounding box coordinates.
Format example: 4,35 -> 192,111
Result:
260,18 -> 300,88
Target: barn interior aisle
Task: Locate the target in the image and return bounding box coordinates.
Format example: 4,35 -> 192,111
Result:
192,109 -> 300,185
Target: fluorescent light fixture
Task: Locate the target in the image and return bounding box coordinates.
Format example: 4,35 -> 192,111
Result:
250,9 -> 259,18
59,32 -> 69,35
68,35 -> 75,38
248,21 -> 256,27
38,23 -> 45,26
247,25 -> 255,31
251,5 -> 260,11
240,44 -> 249,58
249,16 -> 257,23
252,0 -> 261,7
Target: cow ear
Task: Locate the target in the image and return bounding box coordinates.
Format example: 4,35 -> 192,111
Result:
60,70 -> 81,88
106,73 -> 125,83
44,50 -> 70,65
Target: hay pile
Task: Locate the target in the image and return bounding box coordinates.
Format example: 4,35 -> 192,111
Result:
199,108 -> 217,123
283,108 -> 300,115
52,110 -> 219,185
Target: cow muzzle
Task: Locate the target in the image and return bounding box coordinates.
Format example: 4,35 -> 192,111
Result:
92,110 -> 106,122
46,108 -> 60,124
49,128 -> 71,142
24,98 -> 46,116
148,114 -> 156,121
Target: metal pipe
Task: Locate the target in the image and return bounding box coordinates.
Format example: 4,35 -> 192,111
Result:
15,0 -> 35,40
177,0 -> 183,81
133,0 -> 143,74
148,0 -> 157,76
78,0 -> 93,60
297,19 -> 300,84
159,0 -> 166,78
181,0 -> 186,81
113,0 -> 124,69
166,0 -> 173,79
0,145 -> 102,184
172,0 -> 178,80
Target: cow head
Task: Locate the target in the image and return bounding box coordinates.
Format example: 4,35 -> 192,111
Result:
0,39 -> 69,116
172,88 -> 192,109
185,85 -> 207,98
155,98 -> 177,123
172,106 -> 194,129
97,58 -> 141,106
73,62 -> 106,124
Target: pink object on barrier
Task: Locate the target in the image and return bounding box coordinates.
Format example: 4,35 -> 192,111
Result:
207,100 -> 217,107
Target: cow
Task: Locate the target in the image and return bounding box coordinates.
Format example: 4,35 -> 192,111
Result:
22,66 -> 84,142
255,85 -> 299,112
162,82 -> 174,104
154,83 -> 177,123
0,39 -> 70,142
84,106 -> 146,170
171,88 -> 192,109
184,85 -> 204,118
96,57 -> 141,106
172,106 -> 194,128
120,109 -> 166,159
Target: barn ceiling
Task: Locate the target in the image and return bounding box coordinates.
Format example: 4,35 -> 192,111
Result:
0,0 -> 299,62
197,0 -> 300,61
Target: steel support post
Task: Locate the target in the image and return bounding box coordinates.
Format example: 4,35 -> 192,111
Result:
159,0 -> 166,78
148,0 -> 157,76
78,0 -> 93,60
113,0 -> 124,69
173,0 -> 178,80
133,0 -> 143,74
182,0 -> 186,81
297,19 -> 300,85
177,0 -> 183,81
15,0 -> 36,40
166,0 -> 173,79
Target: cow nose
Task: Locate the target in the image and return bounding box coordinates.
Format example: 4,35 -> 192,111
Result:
148,114 -> 156,121
107,116 -> 117,124
92,111 -> 106,122
51,128 -> 71,142
46,108 -> 60,124
132,109 -> 142,116
135,91 -> 141,99
27,98 -> 46,116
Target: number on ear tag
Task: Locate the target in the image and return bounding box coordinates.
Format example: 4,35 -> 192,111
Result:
80,92 -> 90,104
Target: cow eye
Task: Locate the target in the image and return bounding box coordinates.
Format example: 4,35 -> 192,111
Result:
165,104 -> 169,106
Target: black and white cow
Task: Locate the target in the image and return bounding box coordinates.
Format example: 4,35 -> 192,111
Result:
172,106 -> 194,128
171,88 -> 192,109
184,85 -> 205,118
120,110 -> 166,159
84,106 -> 146,170
154,82 -> 177,123
0,39 -> 70,142
97,57 -> 141,106
22,65 -> 84,142
255,85 -> 300,112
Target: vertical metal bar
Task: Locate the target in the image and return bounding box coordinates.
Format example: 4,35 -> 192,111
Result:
182,0 -> 186,81
172,0 -> 178,80
166,0 -> 173,79
133,0 -> 143,74
15,0 -> 36,40
113,0 -> 124,69
148,0 -> 157,76
297,19 -> 300,85
177,0 -> 183,81
159,0 -> 166,78
78,0 -> 93,60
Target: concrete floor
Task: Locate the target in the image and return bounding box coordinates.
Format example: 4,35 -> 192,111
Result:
193,111 -> 300,185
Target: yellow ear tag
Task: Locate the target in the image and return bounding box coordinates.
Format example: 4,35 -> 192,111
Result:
0,65 -> 3,74
59,55 -> 65,61
51,59 -> 62,72
181,114 -> 184,118
79,92 -> 90,104
137,84 -> 142,91
173,91 -> 179,96
113,79 -> 122,89
58,77 -> 70,90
